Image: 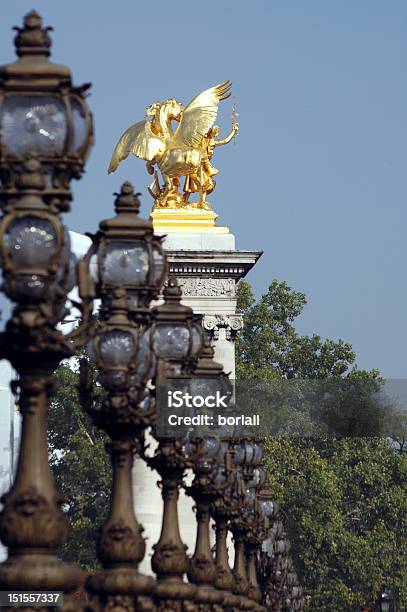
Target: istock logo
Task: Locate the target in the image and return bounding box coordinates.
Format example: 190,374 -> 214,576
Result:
167,390 -> 229,409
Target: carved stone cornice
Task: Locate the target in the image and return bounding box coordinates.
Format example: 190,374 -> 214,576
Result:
167,249 -> 262,282
203,314 -> 243,341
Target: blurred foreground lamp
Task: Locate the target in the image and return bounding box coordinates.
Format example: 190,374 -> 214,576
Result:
0,10 -> 93,204
0,184 -> 77,308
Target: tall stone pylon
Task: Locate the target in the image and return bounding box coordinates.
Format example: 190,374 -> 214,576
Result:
135,213 -> 261,574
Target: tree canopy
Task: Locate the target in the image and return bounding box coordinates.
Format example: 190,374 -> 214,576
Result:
236,279 -> 407,611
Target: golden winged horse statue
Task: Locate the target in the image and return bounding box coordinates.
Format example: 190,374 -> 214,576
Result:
108,81 -> 239,210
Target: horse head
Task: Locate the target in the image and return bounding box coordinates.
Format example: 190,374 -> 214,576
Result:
163,98 -> 184,122
147,99 -> 183,138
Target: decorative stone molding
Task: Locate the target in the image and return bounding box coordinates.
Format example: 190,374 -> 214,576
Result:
170,263 -> 246,277
203,314 -> 243,341
177,277 -> 235,297
166,249 -> 263,283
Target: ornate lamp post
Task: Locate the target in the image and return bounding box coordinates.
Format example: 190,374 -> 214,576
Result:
229,439 -> 263,604
0,11 -> 93,604
211,460 -> 236,594
260,515 -> 305,612
145,278 -> 204,609
184,433 -> 223,610
80,183 -> 167,610
183,337 -> 233,610
211,449 -> 258,612
241,447 -> 266,605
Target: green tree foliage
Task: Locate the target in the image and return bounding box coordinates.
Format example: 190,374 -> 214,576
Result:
48,362 -> 111,570
236,279 -> 359,380
237,279 -> 407,611
263,437 -> 407,611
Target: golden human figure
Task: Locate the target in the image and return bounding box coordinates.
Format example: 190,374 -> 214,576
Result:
108,82 -> 239,211
183,123 -> 239,209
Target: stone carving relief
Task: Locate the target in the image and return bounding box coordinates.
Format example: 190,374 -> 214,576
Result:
177,278 -> 235,297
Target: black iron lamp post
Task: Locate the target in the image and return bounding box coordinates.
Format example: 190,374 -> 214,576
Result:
184,433 -> 223,610
80,183 -> 167,610
212,451 -> 260,612
0,11 -> 93,605
146,277 -> 204,608
229,439 -> 263,603
210,443 -> 240,605
241,447 -> 266,606
229,457 -> 250,601
183,336 -> 234,610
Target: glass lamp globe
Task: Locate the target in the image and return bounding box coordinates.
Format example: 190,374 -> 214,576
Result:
275,539 -> 286,555
4,215 -> 57,267
259,499 -> 274,519
153,323 -> 191,360
252,441 -> 263,465
149,277 -> 203,376
1,214 -> 72,303
128,328 -> 156,389
215,440 -> 230,467
242,440 -> 255,466
92,328 -> 137,390
231,443 -> 243,467
201,434 -> 220,459
184,433 -> 220,471
211,465 -> 228,487
262,536 -> 275,557
271,520 -> 284,539
95,182 -> 167,314
0,12 -> 93,174
244,487 -> 256,510
1,96 -> 67,157
1,95 -> 89,160
100,241 -> 149,286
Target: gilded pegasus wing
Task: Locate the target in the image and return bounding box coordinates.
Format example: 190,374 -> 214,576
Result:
172,81 -> 232,148
108,119 -> 164,173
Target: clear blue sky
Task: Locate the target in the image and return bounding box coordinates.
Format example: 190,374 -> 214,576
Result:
1,1 -> 406,377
